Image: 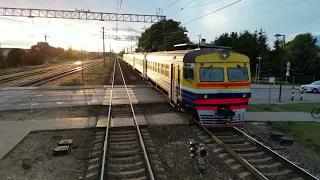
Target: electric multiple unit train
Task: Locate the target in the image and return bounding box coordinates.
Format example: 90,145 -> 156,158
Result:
123,47 -> 251,127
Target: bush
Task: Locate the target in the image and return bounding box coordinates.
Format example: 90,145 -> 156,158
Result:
24,51 -> 45,65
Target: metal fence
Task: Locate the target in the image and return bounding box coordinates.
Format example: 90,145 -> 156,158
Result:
251,75 -> 316,85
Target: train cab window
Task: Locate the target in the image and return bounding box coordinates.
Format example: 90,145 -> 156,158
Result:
183,68 -> 194,80
200,68 -> 224,82
227,67 -> 248,82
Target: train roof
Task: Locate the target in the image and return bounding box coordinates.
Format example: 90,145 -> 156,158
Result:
183,48 -> 242,63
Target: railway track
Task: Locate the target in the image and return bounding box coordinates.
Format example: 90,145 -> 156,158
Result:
0,61 -> 102,102
183,114 -> 319,180
98,58 -> 155,180
0,60 -> 102,87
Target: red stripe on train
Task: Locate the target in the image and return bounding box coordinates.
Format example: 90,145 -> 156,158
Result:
195,106 -> 218,110
230,105 -> 248,110
197,82 -> 250,87
195,105 -> 248,111
195,98 -> 249,104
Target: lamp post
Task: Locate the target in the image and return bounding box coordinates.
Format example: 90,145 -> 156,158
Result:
198,34 -> 201,48
274,34 -> 286,102
142,27 -> 147,52
257,55 -> 262,84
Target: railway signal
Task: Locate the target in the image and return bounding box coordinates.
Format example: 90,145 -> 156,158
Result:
189,139 -> 198,158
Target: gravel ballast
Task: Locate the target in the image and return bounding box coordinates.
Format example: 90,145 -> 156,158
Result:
148,124 -> 239,180
241,122 -> 320,177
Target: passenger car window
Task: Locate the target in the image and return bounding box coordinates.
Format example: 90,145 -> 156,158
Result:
200,68 -> 224,82
227,67 -> 248,82
183,68 -> 194,80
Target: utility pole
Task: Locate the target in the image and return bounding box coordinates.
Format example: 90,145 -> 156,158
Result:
257,55 -> 262,84
198,34 -> 201,48
81,45 -> 84,86
101,27 -> 106,66
275,34 -> 286,102
109,44 -> 112,61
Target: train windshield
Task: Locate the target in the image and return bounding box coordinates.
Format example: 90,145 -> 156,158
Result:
199,67 -> 224,82
227,67 -> 249,82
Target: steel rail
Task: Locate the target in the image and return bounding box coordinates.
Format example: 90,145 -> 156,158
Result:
100,58 -> 116,180
116,58 -> 155,180
18,61 -> 102,87
0,61 -> 102,102
234,127 -> 319,180
189,117 -> 268,180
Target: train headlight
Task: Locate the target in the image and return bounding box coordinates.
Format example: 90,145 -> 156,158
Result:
221,50 -> 229,59
204,95 -> 208,99
243,94 -> 247,98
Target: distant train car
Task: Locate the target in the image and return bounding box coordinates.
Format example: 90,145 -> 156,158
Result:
123,48 -> 251,127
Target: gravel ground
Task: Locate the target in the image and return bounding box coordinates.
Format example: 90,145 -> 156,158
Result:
0,129 -> 94,180
241,122 -> 320,177
148,124 -> 238,180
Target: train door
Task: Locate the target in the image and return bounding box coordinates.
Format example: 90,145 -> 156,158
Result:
176,65 -> 181,99
170,63 -> 176,105
133,56 -> 135,69
143,54 -> 147,79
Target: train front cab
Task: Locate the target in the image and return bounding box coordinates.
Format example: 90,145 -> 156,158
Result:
181,48 -> 251,127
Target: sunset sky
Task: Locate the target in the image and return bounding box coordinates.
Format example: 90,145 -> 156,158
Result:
0,0 -> 319,52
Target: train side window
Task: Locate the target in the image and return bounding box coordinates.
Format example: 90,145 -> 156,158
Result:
183,68 -> 194,80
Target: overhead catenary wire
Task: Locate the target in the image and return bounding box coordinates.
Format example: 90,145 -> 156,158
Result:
164,0 -> 180,11
185,0 -> 224,8
0,17 -> 30,23
182,0 -> 242,26
144,0 -> 243,45
169,0 -> 195,17
259,0 -> 308,16
229,0 -> 274,16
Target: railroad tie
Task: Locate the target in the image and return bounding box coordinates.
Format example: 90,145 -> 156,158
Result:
263,169 -> 292,177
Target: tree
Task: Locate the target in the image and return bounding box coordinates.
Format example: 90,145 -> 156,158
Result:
7,48 -> 27,67
0,45 -> 5,68
285,33 -> 319,76
137,19 -> 190,52
213,29 -> 271,75
118,49 -> 126,57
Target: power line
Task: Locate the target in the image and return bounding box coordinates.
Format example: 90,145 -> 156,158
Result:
182,0 -> 242,25
0,17 -> 30,23
169,0 -> 195,17
145,0 -> 242,44
185,0 -> 224,8
164,0 -> 180,11
229,0 -> 274,16
260,0 -> 308,16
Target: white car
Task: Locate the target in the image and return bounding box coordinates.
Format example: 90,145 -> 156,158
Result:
300,81 -> 320,93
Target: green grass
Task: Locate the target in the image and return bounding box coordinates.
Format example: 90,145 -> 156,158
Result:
87,60 -> 112,75
268,121 -> 320,152
248,103 -> 320,112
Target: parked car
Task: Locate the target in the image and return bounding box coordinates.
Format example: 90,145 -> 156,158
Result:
300,81 -> 320,93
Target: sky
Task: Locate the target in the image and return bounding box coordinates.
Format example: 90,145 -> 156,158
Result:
0,0 -> 319,52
